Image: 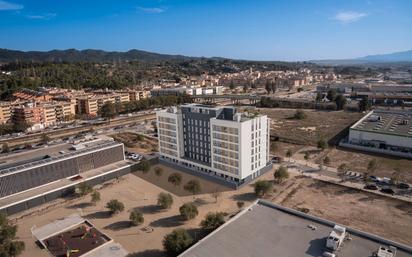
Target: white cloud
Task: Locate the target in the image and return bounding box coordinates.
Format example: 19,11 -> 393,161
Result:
137,6 -> 166,14
333,11 -> 367,24
0,0 -> 23,10
26,13 -> 56,20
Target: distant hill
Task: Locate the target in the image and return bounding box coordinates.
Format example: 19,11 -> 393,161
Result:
0,48 -> 199,63
312,50 -> 412,65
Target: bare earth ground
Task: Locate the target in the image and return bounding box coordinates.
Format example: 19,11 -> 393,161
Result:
260,108 -> 363,145
277,177 -> 412,246
110,132 -> 158,154
13,164 -> 412,257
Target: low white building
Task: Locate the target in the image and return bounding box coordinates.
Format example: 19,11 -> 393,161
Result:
156,104 -> 271,186
345,109 -> 412,158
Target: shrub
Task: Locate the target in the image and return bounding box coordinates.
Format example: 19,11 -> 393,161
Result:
154,167 -> 163,176
317,139 -> 327,150
200,212 -> 225,231
91,191 -> 101,205
293,110 -> 306,120
274,166 -> 289,184
254,180 -> 273,197
183,180 -> 201,196
130,210 -> 144,226
106,199 -> 125,215
168,173 -> 182,187
237,201 -> 245,209
179,203 -> 198,221
157,192 -> 174,209
163,229 -> 193,257
76,182 -> 93,196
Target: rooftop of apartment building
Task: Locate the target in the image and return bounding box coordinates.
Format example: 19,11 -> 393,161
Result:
160,104 -> 265,122
351,109 -> 412,137
0,136 -> 121,176
180,200 -> 412,257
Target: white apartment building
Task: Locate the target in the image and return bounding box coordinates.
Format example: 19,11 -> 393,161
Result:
156,104 -> 271,186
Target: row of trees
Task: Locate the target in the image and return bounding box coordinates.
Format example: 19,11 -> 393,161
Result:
254,166 -> 290,197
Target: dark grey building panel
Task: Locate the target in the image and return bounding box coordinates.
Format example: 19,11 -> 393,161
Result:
0,144 -> 124,198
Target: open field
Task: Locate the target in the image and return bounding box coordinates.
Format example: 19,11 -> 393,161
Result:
260,108 -> 363,145
277,177 -> 412,246
111,132 -> 158,153
11,163 -> 412,257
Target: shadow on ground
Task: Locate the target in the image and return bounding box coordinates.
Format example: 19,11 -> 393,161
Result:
149,215 -> 184,228
135,204 -> 164,214
84,210 -> 111,219
104,221 -> 132,231
66,202 -> 92,209
231,192 -> 257,202
127,249 -> 165,257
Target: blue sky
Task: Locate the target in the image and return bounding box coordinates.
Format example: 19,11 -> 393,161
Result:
0,0 -> 411,61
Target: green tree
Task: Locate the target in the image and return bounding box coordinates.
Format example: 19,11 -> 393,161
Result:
286,149 -> 292,161
157,192 -> 174,209
326,89 -> 337,102
76,182 -> 92,196
99,102 -> 116,123
137,159 -> 151,174
0,213 -> 25,257
183,180 -> 201,196
163,229 -> 193,257
317,139 -> 327,151
274,166 -> 289,184
41,134 -> 51,144
367,159 -> 378,175
168,173 -> 182,187
2,143 -> 10,153
91,191 -> 101,205
179,203 -> 199,221
293,110 -> 306,120
265,80 -> 271,94
254,180 -> 273,197
229,80 -> 235,90
129,210 -> 144,226
358,97 -> 370,112
334,94 -> 347,110
154,167 -> 163,177
200,212 -> 225,231
106,199 -> 125,215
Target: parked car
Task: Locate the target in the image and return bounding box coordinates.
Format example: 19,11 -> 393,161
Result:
364,184 -> 378,190
368,176 -> 380,182
271,156 -> 283,163
380,187 -> 395,195
397,183 -> 410,189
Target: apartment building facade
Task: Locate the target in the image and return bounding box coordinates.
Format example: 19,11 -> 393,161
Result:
76,93 -> 130,115
156,104 -> 271,185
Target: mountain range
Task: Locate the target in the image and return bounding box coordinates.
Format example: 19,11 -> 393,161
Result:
0,48 -> 411,64
311,50 -> 412,65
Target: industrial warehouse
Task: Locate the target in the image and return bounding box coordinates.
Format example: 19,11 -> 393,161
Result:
180,200 -> 412,257
342,109 -> 412,158
0,136 -> 130,215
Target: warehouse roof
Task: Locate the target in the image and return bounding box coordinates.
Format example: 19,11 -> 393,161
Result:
351,109 -> 412,137
180,200 -> 412,257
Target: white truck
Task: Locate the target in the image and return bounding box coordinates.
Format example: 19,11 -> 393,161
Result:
326,225 -> 346,251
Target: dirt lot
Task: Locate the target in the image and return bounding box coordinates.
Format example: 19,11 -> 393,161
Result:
12,164 -> 412,257
260,108 -> 362,145
276,177 -> 412,246
111,132 -> 158,153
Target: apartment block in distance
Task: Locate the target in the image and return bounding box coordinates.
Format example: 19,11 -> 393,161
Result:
156,104 -> 271,187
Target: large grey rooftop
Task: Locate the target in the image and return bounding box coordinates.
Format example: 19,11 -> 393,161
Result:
180,200 -> 412,257
0,139 -> 122,177
351,109 -> 412,137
